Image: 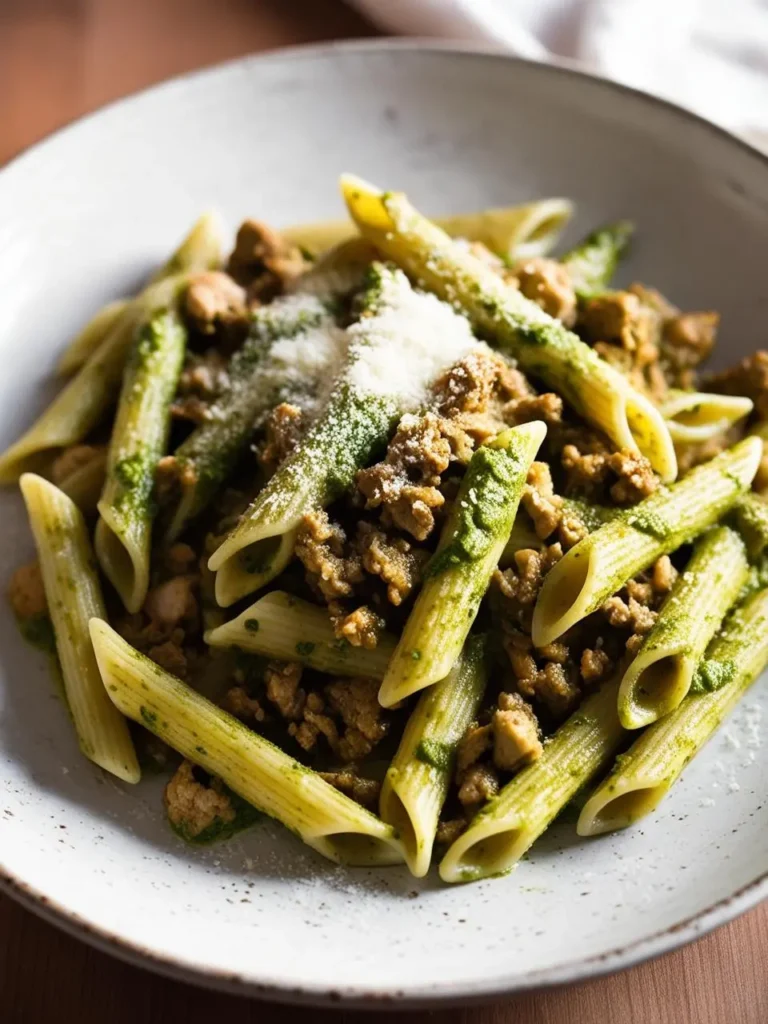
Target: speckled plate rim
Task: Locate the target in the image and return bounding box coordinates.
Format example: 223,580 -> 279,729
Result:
1,37 -> 767,1008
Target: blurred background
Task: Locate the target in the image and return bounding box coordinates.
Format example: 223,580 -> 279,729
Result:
4,0 -> 768,170
0,0 -> 375,166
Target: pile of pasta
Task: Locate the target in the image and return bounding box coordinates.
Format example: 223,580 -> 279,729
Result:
5,176 -> 768,884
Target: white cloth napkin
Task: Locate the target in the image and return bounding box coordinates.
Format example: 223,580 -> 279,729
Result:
349,0 -> 768,145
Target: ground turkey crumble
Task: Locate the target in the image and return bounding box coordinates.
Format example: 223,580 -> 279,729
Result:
357,348 -> 562,543
164,760 -> 236,840
493,553 -> 677,721
294,511 -> 426,648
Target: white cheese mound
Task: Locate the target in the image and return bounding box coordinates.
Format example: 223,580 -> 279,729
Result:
345,266 -> 479,411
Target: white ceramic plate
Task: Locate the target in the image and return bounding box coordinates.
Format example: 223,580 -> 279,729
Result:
1,40 -> 767,1007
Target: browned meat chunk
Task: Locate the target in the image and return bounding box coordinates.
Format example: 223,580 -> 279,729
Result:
356,412 -> 449,541
510,257 -> 577,326
50,443 -> 106,485
318,769 -> 380,809
226,219 -> 306,299
146,639 -> 188,678
289,691 -> 339,752
707,350 -> 768,421
164,760 -> 235,839
662,311 -> 718,373
356,522 -> 427,606
457,764 -> 499,807
171,349 -> 231,423
325,677 -> 388,762
330,603 -> 385,650
579,291 -> 656,352
265,661 -> 306,720
258,403 -> 304,474
184,271 -> 248,336
504,392 -> 563,427
456,723 -> 492,776
580,646 -> 611,684
492,691 -> 542,771
561,441 -> 658,504
144,576 -> 197,629
8,561 -> 47,620
494,543 -> 563,610
436,818 -> 467,845
295,511 -> 363,600
522,461 -> 563,539
221,686 -> 266,724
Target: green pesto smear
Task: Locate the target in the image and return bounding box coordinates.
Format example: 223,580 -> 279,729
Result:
18,612 -> 56,656
426,443 -> 523,577
691,657 -> 737,694
415,738 -> 453,772
170,788 -> 264,846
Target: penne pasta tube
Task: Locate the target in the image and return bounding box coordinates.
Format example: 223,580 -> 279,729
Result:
19,475 -> 139,783
380,635 -> 489,877
560,220 -> 634,298
281,198 -> 573,260
90,619 -> 403,866
56,300 -> 130,376
161,295 -> 347,543
205,591 -> 396,679
208,262 -> 478,607
532,437 -> 761,647
341,174 -> 677,483
96,304 -> 188,612
617,526 -> 749,729
56,212 -> 221,375
731,491 -> 768,558
0,273 -> 188,483
578,584 -> 768,836
439,675 -> 624,883
378,422 -> 546,708
660,389 -> 753,444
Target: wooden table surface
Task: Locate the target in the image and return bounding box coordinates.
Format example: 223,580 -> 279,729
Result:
1,2 -> 766,1021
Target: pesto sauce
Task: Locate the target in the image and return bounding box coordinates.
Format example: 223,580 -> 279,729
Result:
426,444 -> 522,578
18,613 -> 56,656
170,789 -> 264,845
415,738 -> 453,772
691,658 -> 737,694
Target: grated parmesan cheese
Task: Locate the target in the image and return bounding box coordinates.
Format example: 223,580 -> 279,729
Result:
344,266 -> 479,412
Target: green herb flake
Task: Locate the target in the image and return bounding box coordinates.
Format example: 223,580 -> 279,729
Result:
415,739 -> 453,772
244,618 -> 260,634
295,641 -> 316,657
691,658 -> 737,694
140,705 -> 158,727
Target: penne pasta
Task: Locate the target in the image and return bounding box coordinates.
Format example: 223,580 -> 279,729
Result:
532,437 -> 761,647
578,584 -> 768,836
731,491 -> 768,557
439,675 -> 624,883
560,220 -> 634,298
56,212 -> 221,376
281,198 -> 573,261
617,526 -> 749,729
205,591 -> 396,679
90,619 -> 403,866
0,273 -> 188,484
96,304 -> 188,612
208,262 -> 478,606
341,174 -> 677,483
56,300 -> 130,376
162,294 -> 345,542
380,635 -> 489,877
378,422 -> 546,708
19,475 -> 139,783
660,389 -> 753,443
